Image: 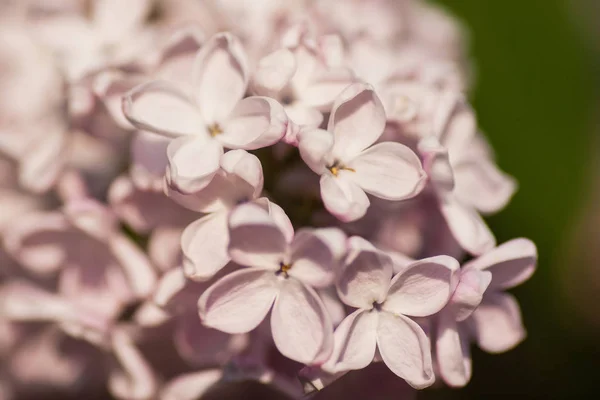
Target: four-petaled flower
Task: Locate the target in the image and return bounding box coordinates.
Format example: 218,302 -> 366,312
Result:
199,203 -> 347,365
322,236 -> 458,389
299,83 -> 426,222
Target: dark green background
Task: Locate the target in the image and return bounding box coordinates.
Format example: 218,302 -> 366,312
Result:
423,0 -> 599,398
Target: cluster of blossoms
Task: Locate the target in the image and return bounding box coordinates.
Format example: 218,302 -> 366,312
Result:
0,0 -> 537,399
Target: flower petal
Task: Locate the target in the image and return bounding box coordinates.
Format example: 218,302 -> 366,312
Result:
298,67 -> 356,111
220,149 -> 264,198
464,238 -> 537,290
220,96 -> 287,150
109,328 -> 158,400
376,312 -> 434,389
160,370 -> 223,400
322,309 -> 378,373
470,292 -> 526,353
347,142 -> 426,200
227,203 -> 288,270
383,256 -> 459,318
253,48 -> 297,95
198,268 -> 278,334
329,83 -> 386,160
271,279 -> 333,364
2,211 -> 70,275
108,234 -> 157,299
130,130 -> 170,191
450,269 -> 492,322
166,135 -> 223,194
454,155 -> 517,214
181,211 -> 231,281
289,228 -> 346,288
439,194 -> 496,256
435,311 -> 471,387
336,236 -> 393,309
320,174 -> 370,222
123,80 -> 204,138
193,33 -> 248,122
298,128 -> 335,174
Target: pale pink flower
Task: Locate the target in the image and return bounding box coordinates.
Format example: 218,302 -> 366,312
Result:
433,238 -> 536,387
299,83 -> 426,222
322,236 -> 458,389
199,203 -> 346,365
418,94 -> 516,255
253,25 -> 356,144
123,32 -> 288,193
170,149 -> 270,281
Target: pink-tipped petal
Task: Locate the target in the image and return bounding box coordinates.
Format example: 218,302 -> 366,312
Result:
166,135 -> 223,194
123,81 -> 204,138
465,238 -> 537,290
383,256 -> 459,318
198,268 -> 278,334
348,142 -> 426,200
376,312 -> 434,389
439,195 -> 496,256
271,279 -> 333,364
329,83 -> 386,160
435,311 -> 472,387
181,211 -> 230,281
471,292 -> 526,353
193,33 -> 248,122
220,96 -> 287,150
227,203 -> 288,270
320,174 -> 370,222
337,236 -> 393,309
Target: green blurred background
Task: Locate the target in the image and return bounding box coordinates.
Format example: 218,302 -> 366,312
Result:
422,0 -> 600,398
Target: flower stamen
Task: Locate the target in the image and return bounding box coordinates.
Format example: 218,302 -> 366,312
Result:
276,261 -> 292,278
208,123 -> 223,137
327,160 -> 355,177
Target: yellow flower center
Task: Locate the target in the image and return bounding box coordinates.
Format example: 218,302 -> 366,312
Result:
327,161 -> 355,177
208,123 -> 223,137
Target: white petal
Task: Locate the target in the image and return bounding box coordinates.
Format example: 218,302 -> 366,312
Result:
329,83 -> 386,160
123,80 -> 204,138
320,174 -> 370,222
383,256 -> 459,317
435,311 -> 471,387
271,279 -> 333,364
289,228 -> 346,288
470,293 -> 526,353
464,238 -> 537,290
348,142 -> 426,200
376,312 -> 435,389
220,149 -> 264,198
322,309 -> 378,373
439,194 -> 496,256
181,211 -> 231,281
193,33 -> 248,122
220,96 -> 287,150
298,128 -> 335,174
253,48 -> 296,95
227,203 -> 288,270
198,268 -> 278,334
336,236 -> 393,309
166,136 -> 223,194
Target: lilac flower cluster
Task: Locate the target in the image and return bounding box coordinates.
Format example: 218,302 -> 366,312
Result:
0,1 -> 537,399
